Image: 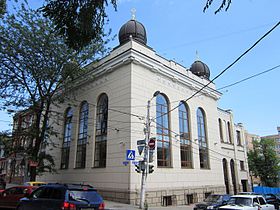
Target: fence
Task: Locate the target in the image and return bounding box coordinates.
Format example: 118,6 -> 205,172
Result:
253,186 -> 280,194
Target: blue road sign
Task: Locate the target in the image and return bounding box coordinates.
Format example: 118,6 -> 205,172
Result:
126,150 -> 135,161
122,161 -> 129,166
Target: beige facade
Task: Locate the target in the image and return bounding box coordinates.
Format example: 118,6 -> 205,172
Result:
39,31 -> 250,206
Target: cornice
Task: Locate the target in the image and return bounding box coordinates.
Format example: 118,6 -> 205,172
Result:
71,41 -> 221,100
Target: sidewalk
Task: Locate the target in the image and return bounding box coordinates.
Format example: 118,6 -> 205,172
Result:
105,200 -> 195,210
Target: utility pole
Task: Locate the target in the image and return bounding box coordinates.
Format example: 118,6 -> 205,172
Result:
139,91 -> 160,209
140,99 -> 150,209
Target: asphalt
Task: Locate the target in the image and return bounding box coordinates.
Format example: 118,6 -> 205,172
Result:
105,200 -> 195,210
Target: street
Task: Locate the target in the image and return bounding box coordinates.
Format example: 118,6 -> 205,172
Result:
105,200 -> 195,210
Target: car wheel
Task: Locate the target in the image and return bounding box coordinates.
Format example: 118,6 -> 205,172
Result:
16,205 -> 24,210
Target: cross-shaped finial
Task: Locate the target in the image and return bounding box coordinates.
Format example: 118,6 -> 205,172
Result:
196,50 -> 200,61
131,8 -> 136,20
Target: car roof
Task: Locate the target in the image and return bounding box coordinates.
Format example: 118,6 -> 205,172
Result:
6,186 -> 37,189
231,195 -> 263,198
45,183 -> 96,191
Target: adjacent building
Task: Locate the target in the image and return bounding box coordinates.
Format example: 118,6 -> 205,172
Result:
31,18 -> 249,206
262,127 -> 280,156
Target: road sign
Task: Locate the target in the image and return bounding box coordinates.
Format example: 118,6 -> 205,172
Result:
126,150 -> 135,160
137,139 -> 146,145
148,137 -> 156,150
122,161 -> 129,166
137,145 -> 145,155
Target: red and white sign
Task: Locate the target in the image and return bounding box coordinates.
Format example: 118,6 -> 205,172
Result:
148,138 -> 156,150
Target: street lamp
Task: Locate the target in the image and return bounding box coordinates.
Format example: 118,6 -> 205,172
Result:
139,91 -> 160,209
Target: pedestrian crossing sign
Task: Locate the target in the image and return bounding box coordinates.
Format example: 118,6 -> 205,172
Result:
126,150 -> 135,160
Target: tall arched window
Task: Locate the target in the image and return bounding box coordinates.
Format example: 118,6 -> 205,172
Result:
230,159 -> 237,194
197,108 -> 209,169
219,118 -> 224,142
76,101 -> 89,168
61,107 -> 73,169
179,101 -> 192,168
156,93 -> 171,167
94,94 -> 108,168
227,122 -> 232,144
224,120 -> 228,142
223,158 -> 230,194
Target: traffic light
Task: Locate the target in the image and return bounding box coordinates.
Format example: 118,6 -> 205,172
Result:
135,164 -> 141,173
149,150 -> 154,163
135,161 -> 145,173
148,164 -> 154,174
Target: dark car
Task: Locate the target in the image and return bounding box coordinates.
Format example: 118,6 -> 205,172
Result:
0,178 -> 6,190
263,194 -> 280,210
0,186 -> 37,209
194,194 -> 231,210
17,183 -> 105,210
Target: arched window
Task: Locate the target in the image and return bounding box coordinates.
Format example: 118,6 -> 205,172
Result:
223,158 -> 230,194
230,159 -> 237,194
227,122 -> 232,144
197,108 -> 209,169
94,94 -> 108,168
156,93 -> 171,167
219,118 -> 224,142
61,107 -> 73,169
76,101 -> 89,168
179,101 -> 192,168
224,120 -> 228,142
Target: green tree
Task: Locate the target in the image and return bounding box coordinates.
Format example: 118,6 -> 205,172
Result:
204,0 -> 232,14
0,2 -> 110,181
0,0 -> 6,17
0,130 -> 12,157
248,138 -> 280,187
41,0 -> 117,50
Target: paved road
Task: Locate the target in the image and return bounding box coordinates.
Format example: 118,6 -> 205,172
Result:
105,200 -> 195,210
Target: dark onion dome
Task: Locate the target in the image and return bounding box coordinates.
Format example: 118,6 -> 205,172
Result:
190,60 -> 210,80
118,19 -> 147,45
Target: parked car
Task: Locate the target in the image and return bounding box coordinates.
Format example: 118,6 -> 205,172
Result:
263,194 -> 280,210
0,186 -> 37,209
23,181 -> 46,187
17,183 -> 105,210
238,192 -> 259,195
219,194 -> 275,210
194,194 -> 231,210
0,178 -> 6,190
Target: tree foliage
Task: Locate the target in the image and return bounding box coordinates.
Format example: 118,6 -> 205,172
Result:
248,138 -> 280,187
0,2 -> 109,180
0,0 -> 6,17
203,0 -> 232,14
0,130 -> 12,157
41,0 -> 117,50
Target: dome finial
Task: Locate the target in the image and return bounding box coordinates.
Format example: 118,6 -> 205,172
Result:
196,50 -> 200,61
131,8 -> 136,20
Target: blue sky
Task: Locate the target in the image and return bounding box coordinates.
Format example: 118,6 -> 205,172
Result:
1,0 -> 279,136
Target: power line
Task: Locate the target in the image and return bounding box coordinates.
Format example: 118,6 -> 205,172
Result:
154,20 -> 280,121
151,120 -> 246,162
158,21 -> 278,52
217,64 -> 280,91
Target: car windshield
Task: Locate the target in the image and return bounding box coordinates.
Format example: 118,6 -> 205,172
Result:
69,190 -> 101,203
205,195 -> 222,202
228,197 -> 252,206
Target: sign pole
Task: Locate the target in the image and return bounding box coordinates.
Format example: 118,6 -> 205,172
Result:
140,99 -> 151,209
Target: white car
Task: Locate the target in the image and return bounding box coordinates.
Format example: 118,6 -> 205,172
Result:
219,195 -> 275,210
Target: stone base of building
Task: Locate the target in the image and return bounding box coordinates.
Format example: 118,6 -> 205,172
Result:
99,185 -> 227,207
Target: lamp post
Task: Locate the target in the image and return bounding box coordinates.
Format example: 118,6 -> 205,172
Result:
139,91 -> 160,209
